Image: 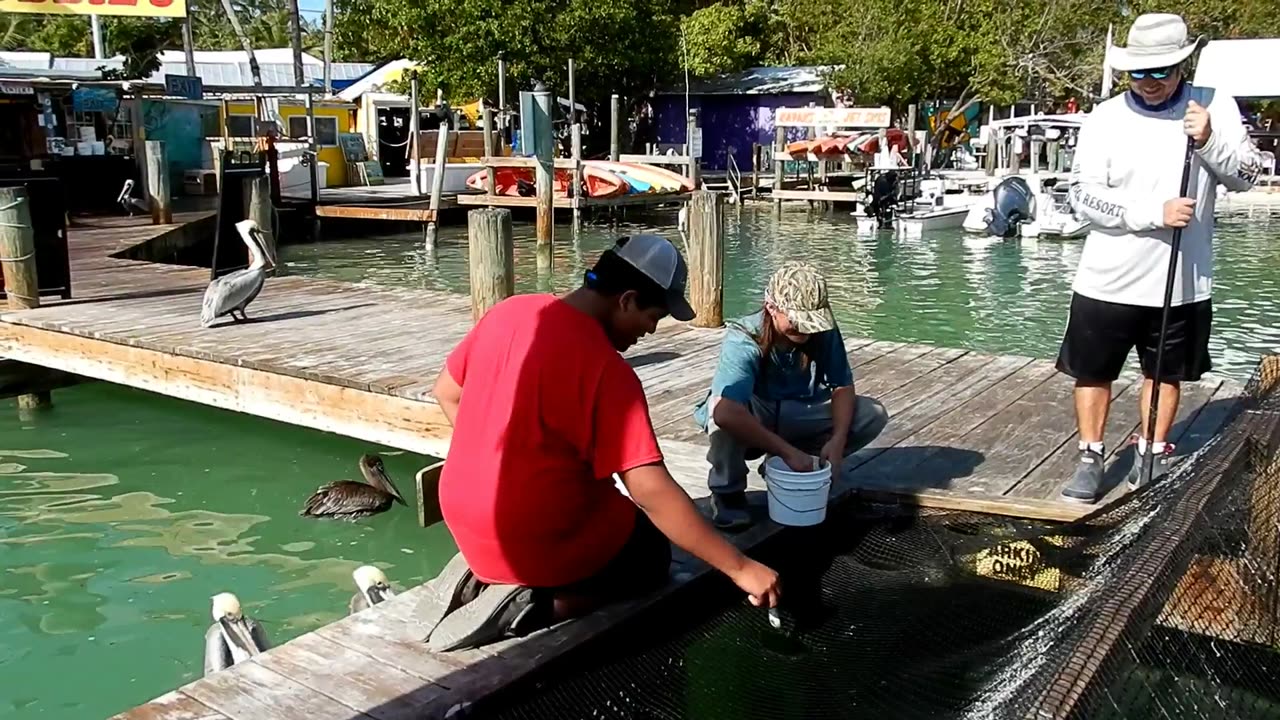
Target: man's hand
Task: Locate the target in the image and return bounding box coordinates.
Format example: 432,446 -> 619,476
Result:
819,436 -> 845,470
781,446 -> 816,472
1184,100 -> 1212,148
1162,197 -> 1195,228
729,558 -> 781,608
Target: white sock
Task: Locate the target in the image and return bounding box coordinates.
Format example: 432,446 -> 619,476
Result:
1136,438 -> 1167,455
1078,441 -> 1104,454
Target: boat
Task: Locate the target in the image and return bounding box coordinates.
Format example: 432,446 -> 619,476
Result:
588,161 -> 695,193
961,174 -> 1090,239
852,171 -> 983,235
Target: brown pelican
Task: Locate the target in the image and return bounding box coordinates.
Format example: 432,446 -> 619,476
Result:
200,219 -> 275,327
300,454 -> 406,521
349,565 -> 397,614
203,592 -> 270,676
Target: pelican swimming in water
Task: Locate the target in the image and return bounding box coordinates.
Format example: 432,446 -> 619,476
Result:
204,592 -> 270,676
200,219 -> 275,327
300,454 -> 406,521
349,565 -> 397,614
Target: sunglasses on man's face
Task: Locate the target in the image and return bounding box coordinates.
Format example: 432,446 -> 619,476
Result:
1129,66 -> 1175,81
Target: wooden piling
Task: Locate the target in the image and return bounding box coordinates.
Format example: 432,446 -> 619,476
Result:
0,187 -> 39,312
481,106 -> 498,194
245,175 -> 276,273
906,103 -> 918,168
425,98 -> 450,250
773,125 -> 786,213
686,190 -> 724,328
571,124 -> 583,233
610,93 -> 621,162
533,86 -> 555,273
409,73 -> 421,195
467,207 -> 514,323
144,140 -> 172,225
686,109 -> 701,190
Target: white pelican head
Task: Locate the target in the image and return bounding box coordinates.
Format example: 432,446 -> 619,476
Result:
209,592 -> 265,663
352,565 -> 396,606
234,219 -> 276,270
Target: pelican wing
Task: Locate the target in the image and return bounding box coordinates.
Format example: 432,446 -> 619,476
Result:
300,480 -> 394,520
203,623 -> 232,676
200,268 -> 266,326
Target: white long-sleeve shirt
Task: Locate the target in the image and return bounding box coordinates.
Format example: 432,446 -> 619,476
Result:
1068,84 -> 1261,307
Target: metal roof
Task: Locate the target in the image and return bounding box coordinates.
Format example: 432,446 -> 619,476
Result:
12,49 -> 373,89
658,65 -> 836,96
1194,39 -> 1280,99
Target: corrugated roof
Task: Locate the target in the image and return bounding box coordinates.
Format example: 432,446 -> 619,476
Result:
31,49 -> 374,89
658,65 -> 836,95
0,51 -> 53,69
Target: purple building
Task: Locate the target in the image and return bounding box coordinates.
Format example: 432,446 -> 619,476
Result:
650,66 -> 834,172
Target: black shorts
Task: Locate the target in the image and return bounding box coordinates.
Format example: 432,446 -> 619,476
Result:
558,508 -> 671,600
1055,292 -> 1212,384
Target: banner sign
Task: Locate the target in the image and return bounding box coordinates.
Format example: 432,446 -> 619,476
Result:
775,106 -> 892,129
72,87 -> 119,113
0,0 -> 186,18
165,74 -> 203,100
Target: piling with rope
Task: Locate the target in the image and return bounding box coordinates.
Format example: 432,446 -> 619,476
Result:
0,187 -> 52,415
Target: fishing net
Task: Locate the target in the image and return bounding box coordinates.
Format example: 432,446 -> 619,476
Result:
477,356 -> 1280,720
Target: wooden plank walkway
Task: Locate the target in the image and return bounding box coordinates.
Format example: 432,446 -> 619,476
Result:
0,215 -> 1245,720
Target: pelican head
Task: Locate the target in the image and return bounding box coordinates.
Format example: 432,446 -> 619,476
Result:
210,592 -> 267,662
359,454 -> 406,506
234,219 -> 276,270
353,565 -> 396,606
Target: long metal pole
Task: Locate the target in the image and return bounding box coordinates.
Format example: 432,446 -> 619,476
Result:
182,19 -> 197,76
323,0 -> 335,95
90,16 -> 105,59
409,73 -> 420,195
288,0 -> 305,88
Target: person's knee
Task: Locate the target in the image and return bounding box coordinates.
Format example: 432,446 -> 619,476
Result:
859,396 -> 891,436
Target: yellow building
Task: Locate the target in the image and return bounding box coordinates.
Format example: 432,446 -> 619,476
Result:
222,99 -> 357,187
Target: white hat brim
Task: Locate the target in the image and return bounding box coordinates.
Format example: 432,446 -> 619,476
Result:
1108,40 -> 1200,72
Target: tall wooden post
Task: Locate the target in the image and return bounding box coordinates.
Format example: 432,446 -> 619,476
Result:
773,124 -> 786,213
482,106 -> 497,194
245,175 -> 276,272
571,124 -> 583,233
0,187 -> 51,415
686,190 -> 724,327
468,208 -> 514,323
610,93 -> 620,161
409,73 -> 421,195
906,103 -> 918,169
686,109 -> 700,190
532,83 -> 555,274
425,98 -> 450,250
144,140 -> 172,225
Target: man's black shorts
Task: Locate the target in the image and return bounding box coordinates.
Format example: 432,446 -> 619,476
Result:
557,508 -> 671,600
1055,292 -> 1213,384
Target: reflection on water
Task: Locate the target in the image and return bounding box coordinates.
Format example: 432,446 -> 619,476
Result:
0,384 -> 457,718
289,203 -> 1280,381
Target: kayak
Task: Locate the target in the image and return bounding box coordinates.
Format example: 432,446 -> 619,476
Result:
588,161 -> 695,193
464,166 -> 630,198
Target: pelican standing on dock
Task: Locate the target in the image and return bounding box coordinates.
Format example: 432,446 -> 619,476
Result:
300,454 -> 407,521
349,565 -> 397,614
200,219 -> 275,327
203,592 -> 270,676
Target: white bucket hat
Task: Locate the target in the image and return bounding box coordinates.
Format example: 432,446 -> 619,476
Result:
1108,13 -> 1204,72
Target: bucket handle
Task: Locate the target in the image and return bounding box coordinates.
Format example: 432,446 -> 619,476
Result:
766,483 -> 831,515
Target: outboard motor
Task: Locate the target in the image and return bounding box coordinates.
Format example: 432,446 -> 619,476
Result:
983,176 -> 1035,237
865,170 -> 899,229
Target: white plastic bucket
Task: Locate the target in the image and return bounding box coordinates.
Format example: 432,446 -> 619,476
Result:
762,455 -> 832,527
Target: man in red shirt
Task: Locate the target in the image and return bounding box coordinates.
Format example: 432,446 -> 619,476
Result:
424,234 -> 782,651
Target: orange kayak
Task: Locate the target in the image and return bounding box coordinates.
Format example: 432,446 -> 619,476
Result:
465,166 -> 629,198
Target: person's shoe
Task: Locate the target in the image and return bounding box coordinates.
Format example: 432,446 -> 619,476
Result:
1127,438 -> 1176,490
1061,448 -> 1105,504
417,552 -> 481,639
711,491 -> 753,531
425,584 -> 543,652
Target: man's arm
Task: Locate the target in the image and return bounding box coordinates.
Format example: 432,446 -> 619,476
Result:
621,463 -> 780,607
433,366 -> 462,427
712,398 -> 795,457
1196,94 -> 1263,193
1068,108 -> 1167,232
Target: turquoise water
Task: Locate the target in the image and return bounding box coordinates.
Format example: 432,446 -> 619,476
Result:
290,201 -> 1280,381
0,383 -> 455,718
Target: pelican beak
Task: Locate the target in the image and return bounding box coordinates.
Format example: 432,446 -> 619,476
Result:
253,229 -> 278,270
363,456 -> 407,505
365,583 -> 394,605
218,616 -> 264,659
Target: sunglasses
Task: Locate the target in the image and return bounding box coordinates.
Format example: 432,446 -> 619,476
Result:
1129,66 -> 1175,80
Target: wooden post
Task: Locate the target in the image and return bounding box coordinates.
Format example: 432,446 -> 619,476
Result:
144,141 -> 172,225
751,144 -> 761,197
773,124 -> 785,213
906,103 -> 918,169
686,190 -> 724,327
245,175 -> 276,272
686,109 -> 700,190
482,106 -> 497,194
131,95 -> 148,195
0,187 -> 39,312
571,124 -> 583,233
467,208 -> 514,323
424,98 -> 450,249
409,73 -> 421,195
304,94 -> 319,207
532,84 -> 555,273
609,94 -> 620,161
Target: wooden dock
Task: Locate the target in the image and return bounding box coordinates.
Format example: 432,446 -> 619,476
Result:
0,214 -> 1245,719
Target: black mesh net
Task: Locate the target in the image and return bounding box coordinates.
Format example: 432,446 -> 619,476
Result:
476,356 -> 1280,720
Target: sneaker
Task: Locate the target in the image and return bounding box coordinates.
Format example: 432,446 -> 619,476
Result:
711,491 -> 753,531
417,552 -> 481,639
425,584 -> 544,652
1061,448 -> 1105,504
1127,438 -> 1176,490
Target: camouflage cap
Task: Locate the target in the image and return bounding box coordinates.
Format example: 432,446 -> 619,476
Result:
765,261 -> 835,334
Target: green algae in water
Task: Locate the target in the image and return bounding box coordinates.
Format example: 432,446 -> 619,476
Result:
0,382 -> 458,719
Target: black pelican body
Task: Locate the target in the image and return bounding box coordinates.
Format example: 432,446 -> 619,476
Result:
349,565 -> 397,614
201,219 -> 275,327
301,454 -> 406,521
203,592 -> 270,676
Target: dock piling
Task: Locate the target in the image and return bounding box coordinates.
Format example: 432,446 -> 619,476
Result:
686,109 -> 701,191
482,106 -> 498,195
571,124 -> 583,233
467,207 -> 515,323
532,84 -> 555,275
610,93 -> 620,162
773,125 -> 785,214
425,92 -> 450,250
144,141 -> 172,225
0,187 -> 51,415
245,176 -> 276,272
686,190 -> 724,328
409,72 -> 421,196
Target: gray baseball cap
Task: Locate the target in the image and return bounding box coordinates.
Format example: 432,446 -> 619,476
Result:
610,234 -> 696,322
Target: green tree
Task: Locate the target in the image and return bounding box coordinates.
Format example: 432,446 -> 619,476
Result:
678,0 -> 774,77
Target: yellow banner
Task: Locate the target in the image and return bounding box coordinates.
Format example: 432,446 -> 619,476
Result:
0,0 -> 186,17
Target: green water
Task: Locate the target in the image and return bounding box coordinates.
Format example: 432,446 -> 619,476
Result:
0,383 -> 455,719
291,202 -> 1280,382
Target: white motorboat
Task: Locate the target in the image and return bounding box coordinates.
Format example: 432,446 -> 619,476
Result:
853,174 -> 983,235
962,174 -> 1091,239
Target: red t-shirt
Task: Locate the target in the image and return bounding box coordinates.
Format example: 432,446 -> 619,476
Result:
438,294 -> 664,587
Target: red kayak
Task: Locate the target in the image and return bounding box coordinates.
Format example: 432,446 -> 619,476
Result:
465,166 -> 629,198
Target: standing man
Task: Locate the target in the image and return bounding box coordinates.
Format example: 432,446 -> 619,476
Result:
425,235 -> 781,651
1058,13 -> 1261,504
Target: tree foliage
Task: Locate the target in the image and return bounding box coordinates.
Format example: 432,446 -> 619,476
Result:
678,0 -> 774,77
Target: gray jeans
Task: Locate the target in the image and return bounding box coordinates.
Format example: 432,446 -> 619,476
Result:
705,394 -> 890,494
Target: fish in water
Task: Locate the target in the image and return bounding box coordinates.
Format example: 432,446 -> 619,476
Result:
349,565 -> 397,614
300,454 -> 406,521
204,592 -> 270,676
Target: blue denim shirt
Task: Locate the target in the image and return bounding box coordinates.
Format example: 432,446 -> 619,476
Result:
693,311 -> 854,429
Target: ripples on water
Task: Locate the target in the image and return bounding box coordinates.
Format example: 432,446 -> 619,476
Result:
286,201 -> 1280,381
0,385 -> 454,718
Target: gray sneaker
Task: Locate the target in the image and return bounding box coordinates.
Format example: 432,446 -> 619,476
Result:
1061,448 -> 1105,504
1127,441 -> 1176,490
711,492 -> 752,531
